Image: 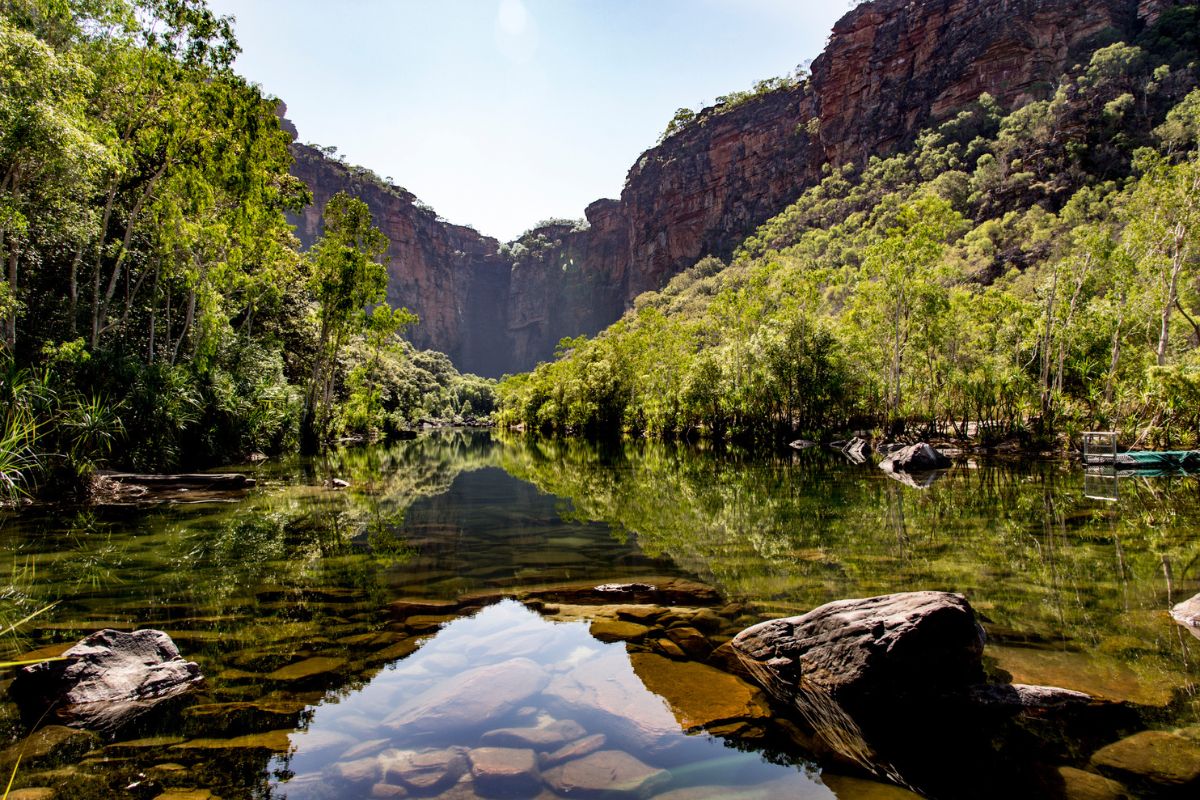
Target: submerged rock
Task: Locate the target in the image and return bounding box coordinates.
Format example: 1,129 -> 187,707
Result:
629,653 -> 769,732
265,656 -> 347,683
589,619 -> 651,643
171,730 -> 293,753
481,719 -> 585,749
1054,766 -> 1130,800
0,725 -> 98,770
11,629 -> 204,733
990,645 -> 1180,707
1090,730 -> 1200,793
468,746 -> 541,795
543,648 -> 678,750
731,591 -> 985,717
879,443 -> 952,473
383,657 -> 548,735
181,699 -> 308,736
540,733 -> 607,767
379,747 -> 468,793
542,750 -> 669,797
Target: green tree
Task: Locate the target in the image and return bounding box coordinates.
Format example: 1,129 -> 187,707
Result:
301,191 -> 390,452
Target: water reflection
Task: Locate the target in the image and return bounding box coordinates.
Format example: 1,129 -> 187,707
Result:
0,431 -> 1198,799
273,601 -> 837,799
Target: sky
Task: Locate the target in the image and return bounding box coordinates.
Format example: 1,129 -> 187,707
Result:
204,1 -> 848,241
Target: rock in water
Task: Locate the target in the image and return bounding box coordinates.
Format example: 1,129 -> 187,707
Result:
843,437 -> 872,462
542,750 -> 669,797
383,657 -> 548,734
1090,730 -> 1200,793
879,443 -> 952,473
11,629 -> 203,733
468,747 -> 541,795
1170,593 -> 1200,640
730,591 -> 985,717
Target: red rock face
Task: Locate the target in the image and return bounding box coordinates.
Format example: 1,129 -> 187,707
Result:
289,0 -> 1179,377
288,144 -> 511,376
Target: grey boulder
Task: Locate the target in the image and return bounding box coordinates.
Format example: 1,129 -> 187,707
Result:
731,591 -> 985,717
11,629 -> 203,734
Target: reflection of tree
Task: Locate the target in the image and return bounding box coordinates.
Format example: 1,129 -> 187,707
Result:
0,430 -> 502,661
496,434 -> 1200,689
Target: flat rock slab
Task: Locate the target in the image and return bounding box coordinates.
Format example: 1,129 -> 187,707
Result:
481,719 -> 586,749
629,653 -> 769,732
265,656 -> 347,683
543,648 -> 678,750
469,747 -> 541,795
522,578 -> 721,607
990,646 -> 1179,707
172,730 -> 294,753
384,657 -> 548,735
542,750 -> 669,798
1090,730 -> 1200,791
731,591 -> 985,716
0,725 -> 98,770
590,619 -> 652,643
182,699 -> 308,735
540,733 -> 608,767
11,629 -> 204,733
5,790 -> 57,800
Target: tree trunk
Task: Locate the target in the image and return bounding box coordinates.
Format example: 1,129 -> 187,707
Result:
90,179 -> 120,348
95,165 -> 167,346
4,243 -> 17,351
170,289 -> 195,366
1104,293 -> 1126,406
1156,225 -> 1187,366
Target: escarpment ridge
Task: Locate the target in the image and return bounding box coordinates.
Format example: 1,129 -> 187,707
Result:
288,0 -> 1189,377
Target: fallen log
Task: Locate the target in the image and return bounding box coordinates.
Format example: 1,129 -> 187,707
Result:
101,472 -> 256,490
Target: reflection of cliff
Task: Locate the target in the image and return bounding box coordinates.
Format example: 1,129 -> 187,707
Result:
288,0 -> 1181,377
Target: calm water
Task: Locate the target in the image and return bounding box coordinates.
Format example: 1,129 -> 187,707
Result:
0,430 -> 1198,799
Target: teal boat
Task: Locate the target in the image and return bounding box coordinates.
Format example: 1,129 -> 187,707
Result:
1082,432 -> 1200,471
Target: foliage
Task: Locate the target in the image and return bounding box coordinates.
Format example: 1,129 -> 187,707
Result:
0,0 -> 493,490
499,44 -> 1200,446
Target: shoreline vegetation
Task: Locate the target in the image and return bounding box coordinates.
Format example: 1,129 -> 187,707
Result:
0,0 -> 495,504
4,1 -> 1200,506
495,19 -> 1200,452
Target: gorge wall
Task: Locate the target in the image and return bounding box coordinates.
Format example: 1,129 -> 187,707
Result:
289,0 -> 1186,377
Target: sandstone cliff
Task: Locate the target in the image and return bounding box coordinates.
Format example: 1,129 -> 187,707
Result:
290,0 -> 1186,377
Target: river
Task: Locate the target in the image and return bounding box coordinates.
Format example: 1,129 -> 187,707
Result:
0,430 -> 1197,798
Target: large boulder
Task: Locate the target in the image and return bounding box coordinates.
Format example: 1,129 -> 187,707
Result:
730,591 -> 985,717
879,443 -> 952,473
11,629 -> 203,734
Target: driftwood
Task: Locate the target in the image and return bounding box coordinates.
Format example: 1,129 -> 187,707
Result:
102,472 -> 256,490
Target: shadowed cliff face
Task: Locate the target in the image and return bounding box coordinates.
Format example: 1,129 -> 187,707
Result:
289,0 -> 1182,378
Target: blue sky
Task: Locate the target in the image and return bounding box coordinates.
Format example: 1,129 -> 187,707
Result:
206,1 -> 847,241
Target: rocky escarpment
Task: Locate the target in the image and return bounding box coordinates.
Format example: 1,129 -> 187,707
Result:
291,0 -> 1188,377
288,143 -> 512,376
